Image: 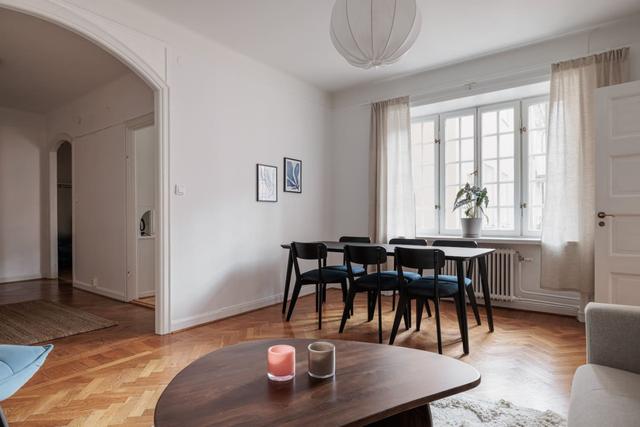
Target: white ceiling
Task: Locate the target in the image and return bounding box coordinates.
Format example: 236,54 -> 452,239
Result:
129,0 -> 640,92
0,8 -> 131,113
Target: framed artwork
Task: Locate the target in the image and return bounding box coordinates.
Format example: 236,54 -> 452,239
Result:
284,157 -> 302,193
256,164 -> 278,202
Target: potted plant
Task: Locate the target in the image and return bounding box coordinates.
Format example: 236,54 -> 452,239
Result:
453,183 -> 489,238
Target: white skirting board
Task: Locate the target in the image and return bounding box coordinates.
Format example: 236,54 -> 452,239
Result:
0,273 -> 43,284
171,287 -> 318,332
73,280 -> 127,302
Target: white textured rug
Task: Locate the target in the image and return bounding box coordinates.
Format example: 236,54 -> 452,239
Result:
431,397 -> 567,427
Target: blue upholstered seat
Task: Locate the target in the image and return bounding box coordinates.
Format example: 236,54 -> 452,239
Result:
0,344 -> 53,401
379,270 -> 421,281
301,268 -> 347,283
354,273 -> 403,291
422,274 -> 472,286
406,278 -> 461,298
325,264 -> 366,275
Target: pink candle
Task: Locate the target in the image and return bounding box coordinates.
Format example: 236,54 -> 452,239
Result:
267,345 -> 295,381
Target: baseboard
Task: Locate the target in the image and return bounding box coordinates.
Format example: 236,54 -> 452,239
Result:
171,287 -> 316,332
482,298 -> 579,317
0,273 -> 43,284
73,280 -> 126,302
137,290 -> 155,298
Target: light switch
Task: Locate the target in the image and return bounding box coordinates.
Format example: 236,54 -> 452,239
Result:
175,184 -> 186,196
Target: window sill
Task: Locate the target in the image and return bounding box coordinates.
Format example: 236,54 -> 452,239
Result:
418,234 -> 541,246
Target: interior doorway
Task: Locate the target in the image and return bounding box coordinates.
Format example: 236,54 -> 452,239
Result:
56,141 -> 72,282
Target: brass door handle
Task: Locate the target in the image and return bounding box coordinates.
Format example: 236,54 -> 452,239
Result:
597,212 -> 615,219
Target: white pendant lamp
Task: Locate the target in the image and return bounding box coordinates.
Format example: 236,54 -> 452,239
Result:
330,0 -> 422,69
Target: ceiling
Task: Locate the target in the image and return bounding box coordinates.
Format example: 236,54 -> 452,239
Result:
0,8 -> 131,113
129,0 -> 640,92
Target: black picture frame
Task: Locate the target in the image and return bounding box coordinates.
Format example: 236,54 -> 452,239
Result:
256,163 -> 278,202
283,157 -> 302,193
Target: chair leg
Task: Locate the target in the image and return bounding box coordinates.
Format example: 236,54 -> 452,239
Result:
315,284 -> 319,312
318,283 -> 323,330
425,298 -> 432,317
323,283 -> 327,303
416,299 -> 424,331
389,293 -> 409,345
403,300 -> 412,330
433,297 -> 443,354
286,280 -> 302,321
367,291 -> 376,322
340,279 -> 348,303
467,285 -> 482,326
392,290 -> 396,310
340,286 -> 357,333
377,288 -> 383,344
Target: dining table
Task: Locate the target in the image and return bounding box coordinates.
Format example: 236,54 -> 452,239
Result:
154,338 -> 481,426
280,241 -> 495,354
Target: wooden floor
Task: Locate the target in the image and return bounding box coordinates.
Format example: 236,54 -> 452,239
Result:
1,279 -> 585,426
130,296 -> 155,309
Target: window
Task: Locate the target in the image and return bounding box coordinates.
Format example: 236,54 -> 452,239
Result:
410,95 -> 548,237
522,97 -> 549,235
411,116 -> 438,234
440,111 -> 475,233
479,102 -> 520,235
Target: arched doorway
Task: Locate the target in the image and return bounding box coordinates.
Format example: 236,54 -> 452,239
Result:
1,1 -> 170,334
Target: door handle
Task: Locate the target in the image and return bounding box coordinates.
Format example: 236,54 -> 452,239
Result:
597,211 -> 615,219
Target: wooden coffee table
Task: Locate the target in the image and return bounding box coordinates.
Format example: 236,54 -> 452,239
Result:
155,339 -> 480,426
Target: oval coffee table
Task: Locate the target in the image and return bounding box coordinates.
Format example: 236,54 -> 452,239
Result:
155,339 -> 480,426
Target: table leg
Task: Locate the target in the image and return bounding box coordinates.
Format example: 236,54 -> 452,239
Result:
282,249 -> 293,315
456,260 -> 469,355
366,403 -> 432,426
478,255 -> 494,332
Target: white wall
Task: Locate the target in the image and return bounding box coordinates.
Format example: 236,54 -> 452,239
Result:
330,14 -> 640,317
0,107 -> 46,283
47,73 -> 154,300
0,0 -> 335,331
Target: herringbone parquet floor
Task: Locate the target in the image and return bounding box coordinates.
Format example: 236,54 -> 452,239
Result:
1,279 -> 585,426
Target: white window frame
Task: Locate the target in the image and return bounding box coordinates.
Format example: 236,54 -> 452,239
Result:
438,108 -> 477,235
521,95 -> 549,237
411,114 -> 440,236
477,100 -> 522,236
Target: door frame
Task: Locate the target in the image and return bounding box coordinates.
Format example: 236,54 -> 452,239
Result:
6,0 -> 172,334
125,113 -> 155,302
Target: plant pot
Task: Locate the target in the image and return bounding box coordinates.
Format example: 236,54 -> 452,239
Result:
461,218 -> 482,238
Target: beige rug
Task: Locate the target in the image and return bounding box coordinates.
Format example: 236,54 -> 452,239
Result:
0,300 -> 117,344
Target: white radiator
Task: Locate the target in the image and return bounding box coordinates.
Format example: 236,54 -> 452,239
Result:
442,248 -> 517,301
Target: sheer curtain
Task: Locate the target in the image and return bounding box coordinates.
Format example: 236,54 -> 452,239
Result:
541,48 -> 629,300
369,96 -> 415,243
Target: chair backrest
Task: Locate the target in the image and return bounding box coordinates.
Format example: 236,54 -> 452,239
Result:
291,242 -> 327,279
388,238 -> 428,246
345,245 -> 386,272
339,236 -> 371,243
395,247 -> 445,277
432,239 -> 477,277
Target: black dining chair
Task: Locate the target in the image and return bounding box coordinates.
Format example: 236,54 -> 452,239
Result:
423,240 -> 482,326
326,236 -> 371,303
285,242 -> 348,329
339,245 -> 403,343
390,246 -> 462,354
387,238 -> 429,325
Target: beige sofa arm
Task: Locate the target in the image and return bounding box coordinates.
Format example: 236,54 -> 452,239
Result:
585,302 -> 640,374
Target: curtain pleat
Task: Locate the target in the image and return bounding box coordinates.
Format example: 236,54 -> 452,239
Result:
369,96 -> 415,243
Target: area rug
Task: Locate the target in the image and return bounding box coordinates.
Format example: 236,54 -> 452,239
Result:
432,397 -> 567,427
0,300 -> 117,344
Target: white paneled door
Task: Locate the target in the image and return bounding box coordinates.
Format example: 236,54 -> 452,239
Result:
595,81 -> 640,305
